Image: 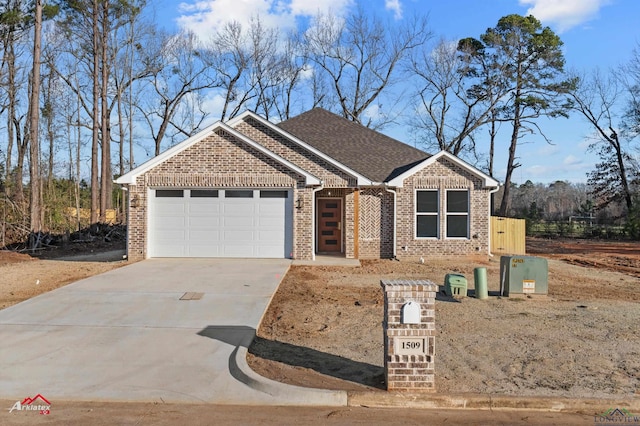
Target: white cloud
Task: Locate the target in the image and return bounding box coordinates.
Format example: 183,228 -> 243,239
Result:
385,0 -> 402,20
200,91 -> 228,121
525,164 -> 554,177
578,139 -> 592,150
176,0 -> 354,41
536,144 -> 560,156
363,104 -> 387,124
299,64 -> 314,81
289,0 -> 353,16
563,154 -> 584,166
519,0 -> 610,33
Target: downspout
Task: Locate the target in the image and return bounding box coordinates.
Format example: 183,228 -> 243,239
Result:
311,183 -> 325,261
488,185 -> 501,257
118,185 -> 129,260
384,184 -> 397,259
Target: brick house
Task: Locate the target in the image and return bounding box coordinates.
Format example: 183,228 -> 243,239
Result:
115,108 -> 499,261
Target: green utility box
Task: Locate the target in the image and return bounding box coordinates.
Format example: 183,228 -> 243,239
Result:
500,256 -> 548,296
444,273 -> 467,297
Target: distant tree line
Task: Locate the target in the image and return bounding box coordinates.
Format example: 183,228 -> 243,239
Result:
0,2 -> 638,247
494,179 -> 639,239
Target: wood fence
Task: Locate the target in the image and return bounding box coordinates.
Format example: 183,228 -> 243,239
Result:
64,207 -> 118,224
490,216 -> 526,255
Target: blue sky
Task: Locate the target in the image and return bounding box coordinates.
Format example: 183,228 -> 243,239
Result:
154,0 -> 640,185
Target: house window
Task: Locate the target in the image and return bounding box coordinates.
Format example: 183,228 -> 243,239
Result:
446,190 -> 469,238
156,190 -> 183,197
416,190 -> 438,238
259,190 -> 288,198
190,189 -> 219,198
225,190 -> 253,198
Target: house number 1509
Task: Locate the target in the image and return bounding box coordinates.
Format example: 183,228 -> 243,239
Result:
396,338 -> 426,355
402,341 -> 421,350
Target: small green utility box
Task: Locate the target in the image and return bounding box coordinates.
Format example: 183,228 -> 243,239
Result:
500,256 -> 548,297
444,273 -> 468,297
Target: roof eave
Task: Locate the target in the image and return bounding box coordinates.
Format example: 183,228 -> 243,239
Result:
114,120 -> 321,187
386,151 -> 500,188
114,121 -> 223,185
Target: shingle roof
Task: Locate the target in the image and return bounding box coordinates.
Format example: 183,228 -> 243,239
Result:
277,108 -> 430,182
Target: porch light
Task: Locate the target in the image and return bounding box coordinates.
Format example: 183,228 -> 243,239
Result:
296,197 -> 304,209
130,194 -> 140,208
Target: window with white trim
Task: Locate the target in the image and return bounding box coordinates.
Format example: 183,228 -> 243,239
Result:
446,190 -> 469,238
415,190 -> 438,238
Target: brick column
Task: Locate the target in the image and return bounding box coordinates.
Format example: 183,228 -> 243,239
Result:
380,280 -> 437,391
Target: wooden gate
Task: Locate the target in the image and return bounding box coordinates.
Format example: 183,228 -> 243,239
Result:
491,216 -> 526,255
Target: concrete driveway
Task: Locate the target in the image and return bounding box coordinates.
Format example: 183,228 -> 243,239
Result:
0,259 -> 346,406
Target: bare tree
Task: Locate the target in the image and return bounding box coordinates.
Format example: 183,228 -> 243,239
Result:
207,21 -> 248,121
28,0 -> 42,239
270,32 -> 307,120
408,38 -> 507,158
206,17 -> 309,122
99,0 -> 112,221
57,0 -> 150,221
304,8 -> 430,129
1,0 -> 32,203
88,0 -> 100,223
138,30 -> 215,156
624,44 -> 640,135
110,7 -> 151,175
571,69 -> 635,212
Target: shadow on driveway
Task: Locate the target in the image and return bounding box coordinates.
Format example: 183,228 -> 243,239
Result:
198,325 -> 385,390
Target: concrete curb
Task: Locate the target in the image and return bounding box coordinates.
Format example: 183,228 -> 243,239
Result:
347,391 -> 640,412
234,346 -> 348,406
236,345 -> 639,412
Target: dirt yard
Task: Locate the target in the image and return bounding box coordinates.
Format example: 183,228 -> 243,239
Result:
1,238 -> 638,401
0,244 -> 126,310
248,238 -> 640,399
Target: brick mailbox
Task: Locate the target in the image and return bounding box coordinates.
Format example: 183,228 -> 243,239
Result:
380,279 -> 437,391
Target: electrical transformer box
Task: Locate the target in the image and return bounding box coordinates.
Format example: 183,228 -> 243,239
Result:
500,255 -> 548,296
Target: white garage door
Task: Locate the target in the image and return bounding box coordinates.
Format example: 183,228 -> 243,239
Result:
149,188 -> 293,258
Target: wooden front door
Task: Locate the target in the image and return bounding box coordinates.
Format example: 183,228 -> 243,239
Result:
317,198 -> 342,253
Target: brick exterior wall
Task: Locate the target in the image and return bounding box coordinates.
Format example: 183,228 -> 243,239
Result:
233,118 -> 355,188
381,280 -> 437,391
395,157 -> 491,260
125,118 -> 492,262
358,188 -> 394,259
125,129 -> 310,261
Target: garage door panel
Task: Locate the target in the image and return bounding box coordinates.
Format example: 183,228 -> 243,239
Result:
190,229 -> 221,240
224,216 -> 255,227
258,230 -> 284,241
187,243 -> 220,257
154,228 -> 187,240
258,201 -> 284,209
257,216 -> 284,227
189,202 -> 219,215
150,188 -> 291,258
190,216 -> 220,227
155,202 -> 187,214
223,229 -> 255,242
154,216 -> 187,227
